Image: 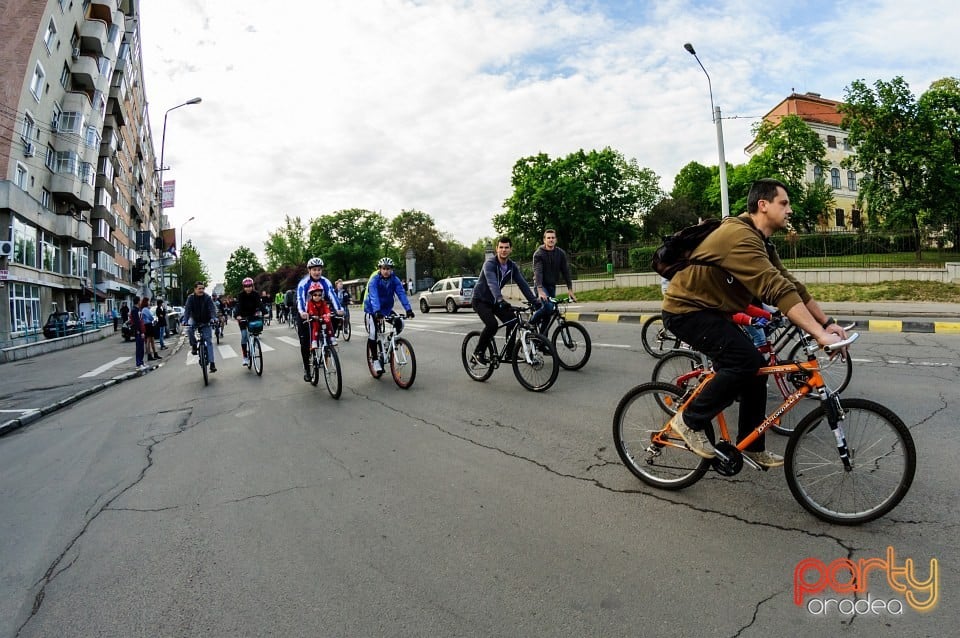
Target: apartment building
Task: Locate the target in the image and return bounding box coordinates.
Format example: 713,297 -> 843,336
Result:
746,92 -> 865,230
0,0 -> 163,345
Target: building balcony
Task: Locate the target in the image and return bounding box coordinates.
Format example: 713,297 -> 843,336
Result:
91,0 -> 119,19
71,55 -> 100,90
61,90 -> 93,115
92,204 -> 118,229
93,236 -> 116,258
50,173 -> 95,210
54,213 -> 93,246
80,19 -> 108,57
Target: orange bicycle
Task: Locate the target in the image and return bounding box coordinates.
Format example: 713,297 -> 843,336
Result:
613,333 -> 916,524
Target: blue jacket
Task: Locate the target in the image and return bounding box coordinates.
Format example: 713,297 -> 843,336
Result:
473,256 -> 536,305
364,273 -> 411,315
296,275 -> 342,315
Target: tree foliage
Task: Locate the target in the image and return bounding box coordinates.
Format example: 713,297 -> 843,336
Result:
495,148 -> 664,252
671,161 -> 714,219
264,215 -> 309,271
174,241 -> 211,305
308,208 -> 388,280
223,246 -> 264,297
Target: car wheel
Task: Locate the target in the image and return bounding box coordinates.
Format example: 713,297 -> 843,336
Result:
445,298 -> 458,313
420,298 -> 430,313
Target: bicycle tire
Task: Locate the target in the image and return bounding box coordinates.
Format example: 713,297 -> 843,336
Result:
310,350 -> 321,386
613,382 -> 711,489
390,337 -> 417,389
641,314 -> 681,358
784,398 -> 916,525
323,346 -> 342,399
512,333 -> 558,392
252,337 -> 263,376
199,343 -> 208,386
551,320 -> 591,371
461,331 -> 495,382
787,340 -> 853,394
367,341 -> 385,379
650,350 -> 705,390
342,314 -> 352,341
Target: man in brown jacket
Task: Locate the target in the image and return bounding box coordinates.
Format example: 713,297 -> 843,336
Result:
661,178 -> 846,467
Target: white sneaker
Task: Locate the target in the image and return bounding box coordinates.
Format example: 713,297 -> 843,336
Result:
310,340 -> 318,349
668,412 -> 716,459
372,360 -> 383,373
329,337 -> 337,346
242,357 -> 249,366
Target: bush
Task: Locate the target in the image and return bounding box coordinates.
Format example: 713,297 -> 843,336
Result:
629,246 -> 658,272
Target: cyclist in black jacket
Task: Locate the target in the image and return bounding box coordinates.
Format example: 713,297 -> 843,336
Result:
471,236 -> 537,363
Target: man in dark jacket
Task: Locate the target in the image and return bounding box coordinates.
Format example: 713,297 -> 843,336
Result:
183,281 -> 219,372
470,235 -> 538,363
531,228 -> 576,333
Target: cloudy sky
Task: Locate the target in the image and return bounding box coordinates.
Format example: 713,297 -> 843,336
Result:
138,0 -> 959,283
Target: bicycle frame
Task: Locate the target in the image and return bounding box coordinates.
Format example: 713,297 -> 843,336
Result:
489,309 -> 540,366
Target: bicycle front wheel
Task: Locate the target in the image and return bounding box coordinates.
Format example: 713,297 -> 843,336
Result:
342,314 -> 352,341
252,337 -> 263,376
390,337 -> 416,389
613,382 -> 710,489
461,331 -> 495,382
323,346 -> 342,399
512,333 -> 558,392
551,320 -> 591,371
785,398 -> 916,525
310,350 -> 321,386
787,341 -> 853,394
641,314 -> 680,358
199,346 -> 209,386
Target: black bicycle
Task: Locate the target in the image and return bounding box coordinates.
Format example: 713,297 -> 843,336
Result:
308,317 -> 342,399
640,313 -> 683,358
193,323 -> 212,386
461,304 -> 559,392
532,295 -> 591,371
334,307 -> 352,342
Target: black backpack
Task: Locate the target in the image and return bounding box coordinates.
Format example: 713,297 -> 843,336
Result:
651,218 -> 722,279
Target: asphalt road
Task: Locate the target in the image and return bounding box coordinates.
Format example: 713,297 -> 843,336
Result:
0,314 -> 957,637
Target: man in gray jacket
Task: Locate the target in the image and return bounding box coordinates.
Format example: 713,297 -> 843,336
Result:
531,228 -> 576,333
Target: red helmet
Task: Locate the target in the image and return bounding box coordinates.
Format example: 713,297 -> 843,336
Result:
308,283 -> 323,294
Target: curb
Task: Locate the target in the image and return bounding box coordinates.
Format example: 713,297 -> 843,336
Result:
564,312 -> 960,334
0,337 -> 186,437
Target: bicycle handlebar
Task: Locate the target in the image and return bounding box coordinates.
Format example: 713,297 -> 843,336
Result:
823,332 -> 859,354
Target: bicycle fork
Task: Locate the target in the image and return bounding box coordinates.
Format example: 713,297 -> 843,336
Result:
823,392 -> 853,470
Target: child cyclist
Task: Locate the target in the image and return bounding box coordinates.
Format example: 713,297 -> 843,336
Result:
306,282 -> 336,349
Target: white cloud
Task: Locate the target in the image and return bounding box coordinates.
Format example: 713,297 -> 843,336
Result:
139,0 -> 960,283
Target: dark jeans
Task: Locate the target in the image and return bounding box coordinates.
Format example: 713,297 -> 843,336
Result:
662,310 -> 767,452
473,299 -> 516,353
294,313 -> 310,370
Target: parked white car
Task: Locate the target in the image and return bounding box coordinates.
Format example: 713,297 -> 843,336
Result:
417,276 -> 477,313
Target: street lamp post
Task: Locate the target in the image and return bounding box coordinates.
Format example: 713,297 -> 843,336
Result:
179,216 -> 195,304
427,242 -> 435,286
158,97 -> 201,302
683,43 -> 730,219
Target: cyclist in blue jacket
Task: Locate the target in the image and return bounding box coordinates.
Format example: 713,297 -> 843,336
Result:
364,257 -> 414,373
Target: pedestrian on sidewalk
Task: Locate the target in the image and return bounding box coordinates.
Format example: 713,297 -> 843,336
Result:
112,307 -> 119,332
130,296 -> 145,368
155,298 -> 167,349
140,298 -> 161,361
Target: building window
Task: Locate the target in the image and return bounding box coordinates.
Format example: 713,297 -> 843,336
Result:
826,135 -> 837,148
851,209 -> 862,228
843,138 -> 852,151
10,283 -> 42,335
21,113 -> 36,140
847,170 -> 857,191
41,188 -> 52,210
835,209 -> 846,227
813,165 -> 822,181
831,168 -> 841,189
45,145 -> 56,171
30,63 -> 46,100
85,125 -> 100,149
55,151 -> 79,175
16,163 -> 28,190
44,18 -> 57,51
59,111 -> 82,133
40,231 -> 57,271
60,63 -> 70,88
13,217 -> 39,268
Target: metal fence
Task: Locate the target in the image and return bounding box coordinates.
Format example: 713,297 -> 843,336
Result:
544,224 -> 960,278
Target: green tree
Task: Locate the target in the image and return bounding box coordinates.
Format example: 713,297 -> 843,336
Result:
308,208 -> 388,280
671,161 -> 714,219
174,240 -> 211,304
264,215 -> 309,270
388,210 -> 444,280
917,77 -> 960,246
223,246 -> 264,296
495,148 -> 664,252
640,197 -> 702,240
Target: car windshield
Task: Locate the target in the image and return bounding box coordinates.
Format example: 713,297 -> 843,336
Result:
462,278 -> 477,289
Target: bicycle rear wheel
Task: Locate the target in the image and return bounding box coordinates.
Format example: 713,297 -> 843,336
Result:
785,398 -> 916,525
252,336 -> 263,376
512,333 -> 558,392
390,337 -> 416,389
641,314 -> 681,358
342,314 -> 352,341
461,331 -> 495,382
322,346 -> 342,399
551,320 -> 591,371
613,382 -> 710,489
650,350 -> 705,404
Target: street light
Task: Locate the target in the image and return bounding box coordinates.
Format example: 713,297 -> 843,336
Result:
683,43 -> 730,218
427,242 -> 435,284
158,97 -> 201,302
179,216 -> 195,304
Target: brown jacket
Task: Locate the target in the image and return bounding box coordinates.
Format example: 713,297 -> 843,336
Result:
661,214 -> 810,316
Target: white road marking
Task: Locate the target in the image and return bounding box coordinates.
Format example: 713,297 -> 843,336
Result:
78,357 -> 132,378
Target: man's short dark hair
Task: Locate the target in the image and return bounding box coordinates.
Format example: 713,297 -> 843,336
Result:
747,179 -> 789,213
497,235 -> 512,247
195,281 -> 206,287
544,229 -> 556,237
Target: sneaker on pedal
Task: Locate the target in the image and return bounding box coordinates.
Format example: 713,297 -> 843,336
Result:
310,340 -> 318,349
472,351 -> 489,365
329,337 -> 337,346
242,357 -> 249,366
668,412 -> 715,459
372,360 -> 383,373
209,363 -> 217,373
744,450 -> 784,468
191,346 -> 198,355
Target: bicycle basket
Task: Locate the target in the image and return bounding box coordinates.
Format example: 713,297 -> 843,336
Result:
248,318 -> 264,334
